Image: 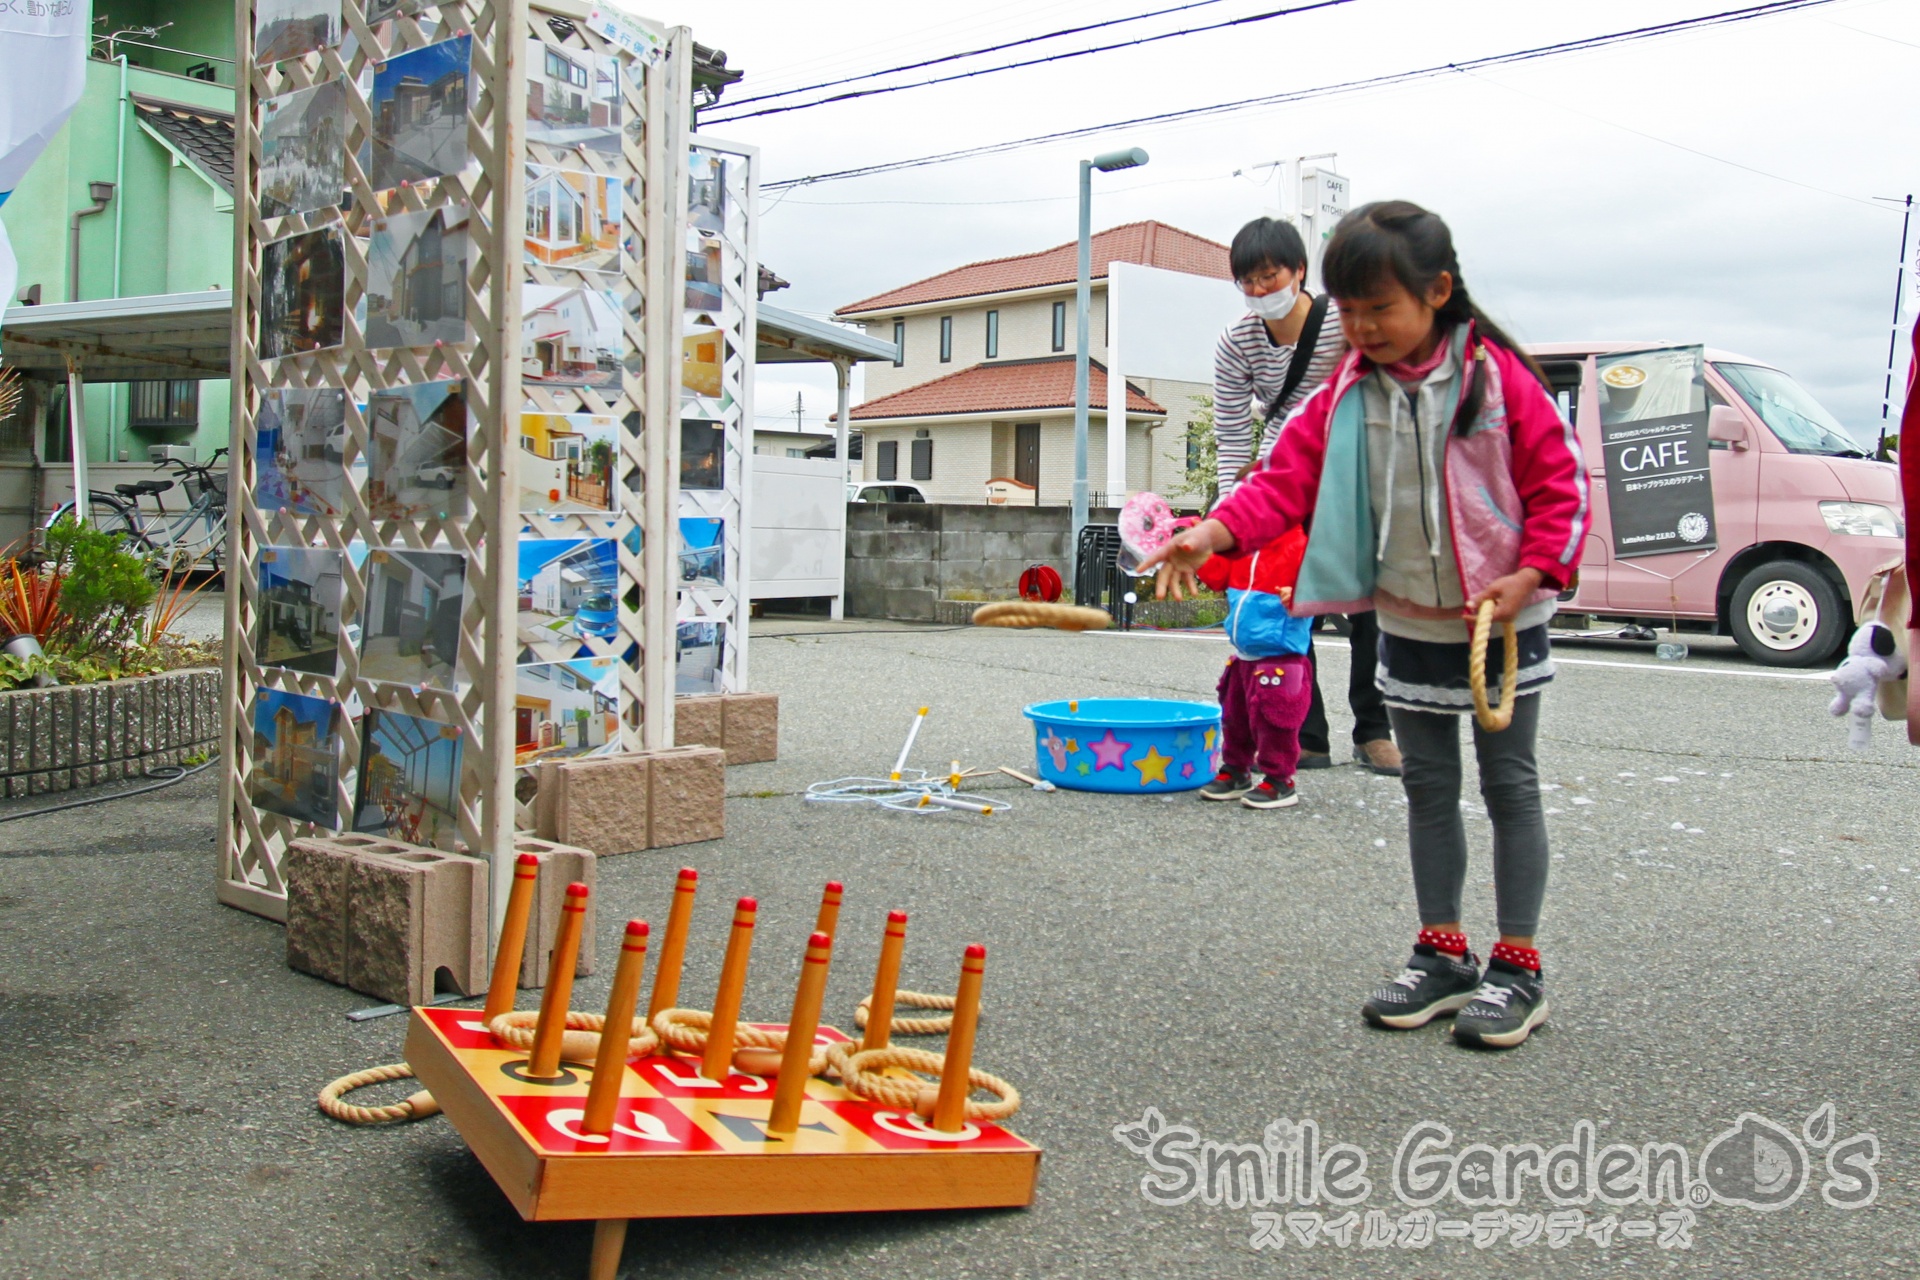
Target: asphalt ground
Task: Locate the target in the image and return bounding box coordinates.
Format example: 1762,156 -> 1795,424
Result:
1,618 -> 1917,1278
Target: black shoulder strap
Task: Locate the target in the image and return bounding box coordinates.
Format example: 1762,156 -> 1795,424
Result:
1266,293 -> 1332,429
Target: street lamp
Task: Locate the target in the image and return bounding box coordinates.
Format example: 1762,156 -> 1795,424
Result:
1071,146 -> 1147,597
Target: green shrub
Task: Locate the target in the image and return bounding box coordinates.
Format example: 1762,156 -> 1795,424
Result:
43,515 -> 156,655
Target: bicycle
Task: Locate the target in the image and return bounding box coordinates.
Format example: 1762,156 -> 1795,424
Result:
47,448 -> 230,574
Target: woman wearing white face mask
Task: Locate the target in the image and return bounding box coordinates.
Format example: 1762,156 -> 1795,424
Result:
1211,217 -> 1400,777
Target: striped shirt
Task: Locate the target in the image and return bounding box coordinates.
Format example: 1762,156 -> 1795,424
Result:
1212,298 -> 1347,499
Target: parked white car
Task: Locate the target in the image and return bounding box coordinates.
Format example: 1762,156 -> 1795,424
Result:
847,482 -> 928,503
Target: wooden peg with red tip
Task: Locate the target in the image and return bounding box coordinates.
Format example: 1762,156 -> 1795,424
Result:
582,920 -> 649,1136
699,897 -> 757,1081
813,881 -> 844,939
526,882 -> 590,1079
646,867 -> 698,1019
482,853 -> 541,1025
929,944 -> 986,1133
765,930 -> 834,1137
860,910 -> 909,1053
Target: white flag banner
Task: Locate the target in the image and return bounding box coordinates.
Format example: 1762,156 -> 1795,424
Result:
0,0 -> 89,336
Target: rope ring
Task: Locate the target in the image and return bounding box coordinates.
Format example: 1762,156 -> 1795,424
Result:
854,989 -> 958,1036
649,1008 -> 828,1074
1470,598 -> 1519,733
318,1062 -> 442,1125
824,1041 -> 1020,1122
489,1010 -> 660,1064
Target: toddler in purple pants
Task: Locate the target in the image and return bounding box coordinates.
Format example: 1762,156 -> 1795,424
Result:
1197,527 -> 1313,810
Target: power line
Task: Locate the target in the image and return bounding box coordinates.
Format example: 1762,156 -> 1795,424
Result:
708,0 -> 1235,112
763,0 -> 1845,191
704,1 -> 1356,126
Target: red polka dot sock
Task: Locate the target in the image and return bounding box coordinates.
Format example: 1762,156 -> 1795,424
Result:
1417,928 -> 1468,958
1491,941 -> 1541,973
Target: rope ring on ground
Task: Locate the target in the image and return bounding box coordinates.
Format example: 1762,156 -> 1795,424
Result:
854,989 -> 958,1035
649,1008 -> 828,1074
489,1010 -> 660,1064
1470,598 -> 1519,733
824,1042 -> 1020,1122
318,1062 -> 442,1125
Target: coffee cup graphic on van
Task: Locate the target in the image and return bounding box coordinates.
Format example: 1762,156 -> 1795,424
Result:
1602,362 -> 1647,414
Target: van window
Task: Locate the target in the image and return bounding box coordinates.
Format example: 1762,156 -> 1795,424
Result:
1539,362 -> 1582,426
1714,363 -> 1868,458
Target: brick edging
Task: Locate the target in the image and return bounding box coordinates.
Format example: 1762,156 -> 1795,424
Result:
0,668 -> 221,798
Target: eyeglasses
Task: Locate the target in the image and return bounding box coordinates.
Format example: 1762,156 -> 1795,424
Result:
1236,268 -> 1291,293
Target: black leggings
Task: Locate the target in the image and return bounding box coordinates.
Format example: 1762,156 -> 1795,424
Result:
1388,694 -> 1549,938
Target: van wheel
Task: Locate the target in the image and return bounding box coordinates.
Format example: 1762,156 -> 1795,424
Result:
1728,561 -> 1845,667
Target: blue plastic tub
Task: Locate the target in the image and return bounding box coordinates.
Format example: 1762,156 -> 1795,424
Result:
1022,698 -> 1222,794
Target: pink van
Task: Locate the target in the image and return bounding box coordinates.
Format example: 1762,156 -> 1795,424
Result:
1529,343 -> 1904,666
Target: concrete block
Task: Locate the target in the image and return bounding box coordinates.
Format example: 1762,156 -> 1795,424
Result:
343,840 -> 488,1006
648,746 -> 724,849
888,530 -> 938,561
939,529 -> 987,562
534,759 -> 561,841
555,753 -> 651,858
674,695 -> 724,749
7,695 -> 28,775
284,836 -> 355,985
848,528 -> 889,559
721,692 -> 778,764
885,588 -> 937,621
982,531 -> 1024,560
1022,532 -> 1065,561
511,835 -> 597,988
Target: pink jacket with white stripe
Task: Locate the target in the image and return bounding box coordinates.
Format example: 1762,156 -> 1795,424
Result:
1210,327 -> 1590,618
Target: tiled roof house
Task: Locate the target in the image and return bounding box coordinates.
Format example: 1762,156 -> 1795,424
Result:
834,221 -> 1229,505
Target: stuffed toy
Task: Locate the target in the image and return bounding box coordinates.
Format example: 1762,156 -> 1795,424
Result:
1829,622 -> 1907,750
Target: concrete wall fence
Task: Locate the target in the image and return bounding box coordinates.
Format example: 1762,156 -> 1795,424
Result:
845,502 -> 1117,622
0,668 -> 221,796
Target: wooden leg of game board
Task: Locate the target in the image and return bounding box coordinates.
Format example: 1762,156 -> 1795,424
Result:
588,1218 -> 627,1280
860,909 -> 909,1053
699,897 -> 758,1081
582,920 -> 649,1135
527,882 -> 591,1079
813,880 -> 844,939
645,867 -> 699,1021
931,944 -> 986,1133
765,930 -> 834,1137
482,853 -> 541,1025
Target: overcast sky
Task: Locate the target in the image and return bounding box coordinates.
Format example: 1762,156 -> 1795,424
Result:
620,0 -> 1919,445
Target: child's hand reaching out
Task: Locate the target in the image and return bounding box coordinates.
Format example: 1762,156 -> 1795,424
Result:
1139,519 -> 1234,600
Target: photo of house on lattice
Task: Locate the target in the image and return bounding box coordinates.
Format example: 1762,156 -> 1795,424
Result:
365,205 -> 471,350
517,537 -> 617,659
256,547 -> 344,677
524,165 -> 622,276
255,0 -> 340,66
514,658 -> 619,766
367,379 -> 468,521
358,548 -> 466,690
260,226 -> 346,359
259,79 -> 347,219
525,39 -> 622,155
354,708 -> 463,849
248,688 -> 342,827
370,34 -> 473,191
522,284 -> 623,388
255,387 -> 350,516
520,412 -> 616,514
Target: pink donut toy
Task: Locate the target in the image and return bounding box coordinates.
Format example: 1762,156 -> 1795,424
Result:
1118,491 -> 1178,571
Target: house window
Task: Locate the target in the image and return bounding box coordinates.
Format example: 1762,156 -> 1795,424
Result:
891,318 -> 904,367
129,380 -> 200,429
939,315 -> 952,363
877,439 -> 898,480
911,437 -> 933,481
1051,300 -> 1066,352
985,310 -> 999,359
547,48 -> 589,89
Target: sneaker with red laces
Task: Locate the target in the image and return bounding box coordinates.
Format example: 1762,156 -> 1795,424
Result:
1199,769 -> 1253,801
1240,775 -> 1298,809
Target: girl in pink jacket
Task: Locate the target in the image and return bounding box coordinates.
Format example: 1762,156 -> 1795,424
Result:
1144,201 -> 1589,1050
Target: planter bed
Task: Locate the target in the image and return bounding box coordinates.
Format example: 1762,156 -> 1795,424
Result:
0,668 -> 221,797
